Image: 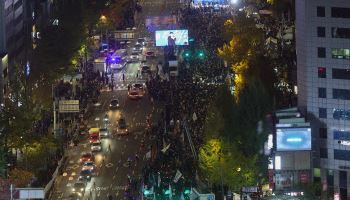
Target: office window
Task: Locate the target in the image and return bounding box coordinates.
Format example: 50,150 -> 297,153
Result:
318,67 -> 326,78
319,88 -> 327,98
332,27 -> 350,39
340,171 -> 347,189
331,7 -> 350,18
332,48 -> 350,59
318,47 -> 326,58
317,6 -> 325,17
333,68 -> 350,80
319,128 -> 327,139
320,148 -> 328,158
319,108 -> 327,118
333,109 -> 350,120
334,130 -> 350,140
333,89 -> 350,100
327,170 -> 334,186
317,27 -> 326,37
334,150 -> 350,161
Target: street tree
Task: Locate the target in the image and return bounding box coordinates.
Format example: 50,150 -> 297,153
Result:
199,139 -> 259,192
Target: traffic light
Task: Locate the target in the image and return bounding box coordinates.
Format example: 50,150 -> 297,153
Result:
184,188 -> 191,195
143,189 -> 151,196
164,188 -> 171,195
197,51 -> 205,59
183,50 -> 191,61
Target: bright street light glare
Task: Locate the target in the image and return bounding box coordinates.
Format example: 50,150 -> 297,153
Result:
231,0 -> 238,4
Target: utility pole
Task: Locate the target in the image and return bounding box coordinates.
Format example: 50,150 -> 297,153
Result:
52,84 -> 57,138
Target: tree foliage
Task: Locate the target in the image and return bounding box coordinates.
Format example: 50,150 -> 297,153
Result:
199,139 -> 259,191
23,135 -> 58,174
9,168 -> 34,187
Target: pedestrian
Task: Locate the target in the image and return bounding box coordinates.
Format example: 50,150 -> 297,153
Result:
108,144 -> 111,152
122,73 -> 125,81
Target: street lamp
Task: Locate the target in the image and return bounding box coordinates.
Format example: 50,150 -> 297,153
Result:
230,0 -> 238,4
99,15 -> 107,23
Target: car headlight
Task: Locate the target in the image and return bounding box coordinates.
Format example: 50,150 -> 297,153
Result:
117,104 -> 119,107
109,104 -> 112,106
73,188 -> 76,191
87,176 -> 90,179
81,188 -> 84,191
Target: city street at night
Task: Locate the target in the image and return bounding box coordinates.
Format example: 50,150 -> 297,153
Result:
2,0 -> 345,199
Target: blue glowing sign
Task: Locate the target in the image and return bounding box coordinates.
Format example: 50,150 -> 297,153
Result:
276,127 -> 311,151
155,30 -> 189,47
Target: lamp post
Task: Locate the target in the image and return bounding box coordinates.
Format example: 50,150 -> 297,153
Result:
99,15 -> 108,50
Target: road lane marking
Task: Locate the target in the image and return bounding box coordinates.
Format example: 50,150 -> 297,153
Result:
106,163 -> 113,168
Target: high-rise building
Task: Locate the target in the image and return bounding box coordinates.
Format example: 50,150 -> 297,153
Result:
0,0 -> 52,103
296,0 -> 350,199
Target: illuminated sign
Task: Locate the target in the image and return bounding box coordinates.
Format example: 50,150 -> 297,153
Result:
155,30 -> 189,47
276,127 -> 311,151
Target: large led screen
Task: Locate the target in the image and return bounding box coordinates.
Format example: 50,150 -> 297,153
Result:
276,127 -> 311,151
155,30 -> 189,47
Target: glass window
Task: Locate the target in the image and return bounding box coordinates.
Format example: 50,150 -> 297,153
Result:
332,68 -> 350,80
317,27 -> 326,37
334,149 -> 350,161
319,88 -> 327,98
317,6 -> 325,17
332,48 -> 350,59
318,67 -> 326,78
319,127 -> 327,139
327,170 -> 334,186
339,171 -> 347,188
318,47 -> 326,58
319,108 -> 327,118
334,130 -> 350,140
333,89 -> 350,100
332,27 -> 350,39
331,7 -> 350,18
333,109 -> 350,120
320,148 -> 328,158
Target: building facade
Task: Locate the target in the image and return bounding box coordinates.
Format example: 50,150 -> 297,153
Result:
0,0 -> 52,103
296,0 -> 350,199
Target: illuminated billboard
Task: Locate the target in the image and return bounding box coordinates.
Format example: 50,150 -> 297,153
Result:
146,16 -> 177,32
276,127 -> 311,151
155,30 -> 189,47
193,0 -> 227,5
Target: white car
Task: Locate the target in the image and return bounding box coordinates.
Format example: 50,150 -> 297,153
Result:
82,161 -> 96,172
99,128 -> 109,137
129,52 -> 139,62
110,62 -> 126,70
91,142 -> 102,152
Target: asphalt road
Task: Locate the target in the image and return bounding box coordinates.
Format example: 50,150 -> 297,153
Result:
49,0 -> 181,199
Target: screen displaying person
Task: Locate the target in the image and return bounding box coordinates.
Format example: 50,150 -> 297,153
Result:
167,32 -> 176,46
